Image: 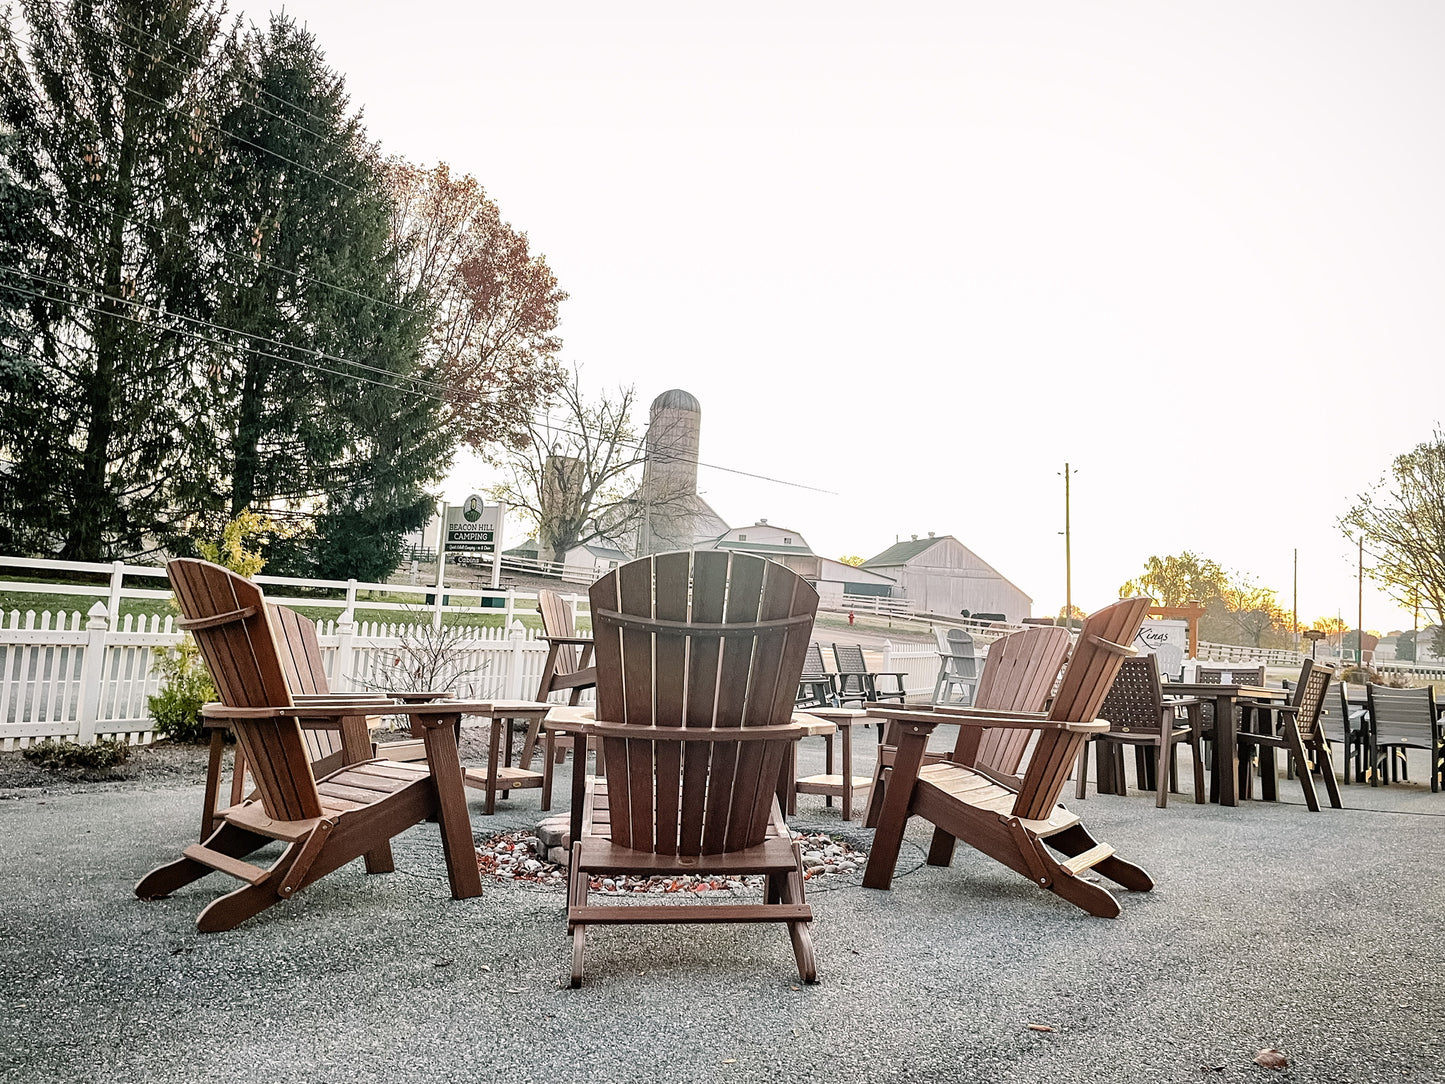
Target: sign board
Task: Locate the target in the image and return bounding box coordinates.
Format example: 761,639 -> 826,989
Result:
444,496 -> 502,554
1134,618 -> 1190,679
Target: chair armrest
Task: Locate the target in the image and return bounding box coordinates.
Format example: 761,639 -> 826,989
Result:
930,706 -> 1047,721
866,705 -> 1089,732
539,635 -> 595,647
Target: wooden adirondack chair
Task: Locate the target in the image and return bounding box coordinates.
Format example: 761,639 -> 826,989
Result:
567,550 -> 820,986
535,589 -> 598,809
863,598 -> 1152,918
863,624 -> 1071,828
135,559 -> 485,932
198,604 -> 447,838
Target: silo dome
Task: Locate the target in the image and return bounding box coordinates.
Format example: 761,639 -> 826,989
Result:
651,389 -> 700,414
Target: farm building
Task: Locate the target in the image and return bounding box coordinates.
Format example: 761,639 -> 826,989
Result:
861,534 -> 1032,623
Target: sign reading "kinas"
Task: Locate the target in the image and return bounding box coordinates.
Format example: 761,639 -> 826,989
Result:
444,496 -> 502,554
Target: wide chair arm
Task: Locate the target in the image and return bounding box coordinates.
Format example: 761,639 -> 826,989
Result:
866,705 -> 1107,734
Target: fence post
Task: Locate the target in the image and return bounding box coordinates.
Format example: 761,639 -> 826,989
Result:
107,560 -> 125,619
75,601 -> 109,745
504,589 -> 516,629
882,638 -> 894,674
346,578 -> 358,612
505,619 -> 527,701
334,610 -> 357,691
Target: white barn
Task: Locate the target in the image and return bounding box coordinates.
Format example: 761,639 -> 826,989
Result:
861,534 -> 1032,623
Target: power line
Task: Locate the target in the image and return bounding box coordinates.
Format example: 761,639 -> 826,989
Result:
5,275 -> 837,495
1,264 -> 447,396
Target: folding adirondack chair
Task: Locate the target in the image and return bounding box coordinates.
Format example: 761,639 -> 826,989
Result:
136,559 -> 485,932
535,589 -> 598,809
932,628 -> 979,706
863,624 -> 1071,828
568,550 -> 820,986
863,598 -> 1153,918
1236,659 -> 1340,810
198,604 -> 447,838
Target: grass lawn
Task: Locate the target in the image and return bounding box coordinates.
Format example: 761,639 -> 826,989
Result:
0,585 -> 563,632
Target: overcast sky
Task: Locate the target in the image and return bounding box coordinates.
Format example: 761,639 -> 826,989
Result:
241,1 -> 1445,631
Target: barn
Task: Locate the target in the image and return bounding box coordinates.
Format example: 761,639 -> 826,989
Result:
861,534 -> 1032,623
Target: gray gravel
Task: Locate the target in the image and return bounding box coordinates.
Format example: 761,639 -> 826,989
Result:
1,736 -> 1442,1083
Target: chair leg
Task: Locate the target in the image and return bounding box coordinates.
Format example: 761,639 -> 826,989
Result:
1285,725 -> 1320,812
1259,743 -> 1278,802
1310,734 -> 1343,808
541,732 -> 556,811
1190,732 -> 1206,804
926,826 -> 958,867
1075,740 -> 1090,800
1153,738 -> 1170,809
781,847 -> 818,984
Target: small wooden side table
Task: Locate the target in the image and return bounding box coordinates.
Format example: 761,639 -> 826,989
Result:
788,708 -> 872,821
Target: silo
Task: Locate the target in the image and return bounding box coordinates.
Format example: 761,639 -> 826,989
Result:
638,389 -> 702,555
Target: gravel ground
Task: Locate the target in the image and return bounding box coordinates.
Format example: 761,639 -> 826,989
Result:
1,736 -> 1442,1083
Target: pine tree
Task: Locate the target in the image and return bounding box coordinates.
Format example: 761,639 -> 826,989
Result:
0,0 -> 232,558
212,17 -> 450,581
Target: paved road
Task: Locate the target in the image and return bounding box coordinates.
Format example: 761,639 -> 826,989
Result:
1,739 -> 1440,1083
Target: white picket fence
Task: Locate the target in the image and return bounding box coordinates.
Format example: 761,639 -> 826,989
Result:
0,604 -> 574,750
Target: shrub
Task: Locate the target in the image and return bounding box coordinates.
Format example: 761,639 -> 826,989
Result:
23,737 -> 131,772
147,639 -> 216,743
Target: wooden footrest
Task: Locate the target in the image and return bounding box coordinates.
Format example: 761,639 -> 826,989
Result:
569,903 -> 812,925
182,844 -> 270,885
795,773 -> 872,795
1059,843 -> 1115,876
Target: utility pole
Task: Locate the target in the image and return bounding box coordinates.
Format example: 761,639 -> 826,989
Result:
1292,548 -> 1298,652
1357,536 -> 1364,666
1060,463 -> 1076,632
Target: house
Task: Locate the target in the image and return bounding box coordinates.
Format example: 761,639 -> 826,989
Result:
708,521 -> 821,579
861,533 -> 1032,623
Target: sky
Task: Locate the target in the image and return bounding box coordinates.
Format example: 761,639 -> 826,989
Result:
238,0 -> 1445,632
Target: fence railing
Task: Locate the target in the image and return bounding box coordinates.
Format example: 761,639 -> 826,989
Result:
0,602 -> 597,749
1195,641 -> 1306,667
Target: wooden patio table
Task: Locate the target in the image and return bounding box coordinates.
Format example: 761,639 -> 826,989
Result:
1163,683 -> 1286,805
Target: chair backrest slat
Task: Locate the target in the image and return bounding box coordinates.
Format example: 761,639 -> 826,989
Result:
269,604 -> 343,764
1012,598 -> 1150,820
168,559 -> 323,822
967,626 -> 1072,772
590,551 -> 818,856
536,589 -> 583,676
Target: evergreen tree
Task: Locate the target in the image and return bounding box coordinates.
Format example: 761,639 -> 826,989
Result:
0,0 -> 232,558
212,17 -> 450,581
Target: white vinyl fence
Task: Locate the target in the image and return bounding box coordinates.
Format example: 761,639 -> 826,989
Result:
0,603 -> 583,750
